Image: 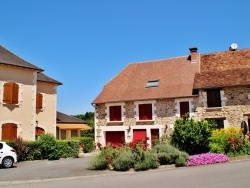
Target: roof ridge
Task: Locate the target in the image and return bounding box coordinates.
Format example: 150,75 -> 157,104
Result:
131,55 -> 189,64
201,47 -> 250,56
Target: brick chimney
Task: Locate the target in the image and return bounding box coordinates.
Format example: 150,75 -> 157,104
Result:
189,47 -> 198,63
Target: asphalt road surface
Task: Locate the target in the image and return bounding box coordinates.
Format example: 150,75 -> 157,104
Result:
0,157 -> 250,188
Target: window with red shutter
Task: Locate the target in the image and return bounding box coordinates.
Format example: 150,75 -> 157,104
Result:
2,123 -> 17,140
109,105 -> 122,121
3,82 -> 19,104
139,104 -> 152,120
36,93 -> 43,109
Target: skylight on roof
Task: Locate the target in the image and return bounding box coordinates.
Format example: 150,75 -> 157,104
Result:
146,80 -> 159,88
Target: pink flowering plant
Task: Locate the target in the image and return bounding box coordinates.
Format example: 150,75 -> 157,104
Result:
186,153 -> 229,167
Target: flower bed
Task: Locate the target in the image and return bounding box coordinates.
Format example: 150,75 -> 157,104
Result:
186,153 -> 229,167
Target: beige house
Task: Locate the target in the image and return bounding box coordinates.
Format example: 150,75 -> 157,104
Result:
92,45 -> 250,147
0,45 -> 62,141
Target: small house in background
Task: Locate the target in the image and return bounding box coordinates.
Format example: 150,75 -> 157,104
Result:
56,111 -> 92,140
93,45 -> 250,148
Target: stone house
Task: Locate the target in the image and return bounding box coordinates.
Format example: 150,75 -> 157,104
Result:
0,45 -> 62,140
92,45 -> 250,147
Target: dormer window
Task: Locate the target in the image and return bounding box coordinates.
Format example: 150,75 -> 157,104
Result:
146,80 -> 159,88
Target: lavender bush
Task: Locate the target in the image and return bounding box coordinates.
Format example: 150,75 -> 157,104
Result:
186,153 -> 229,167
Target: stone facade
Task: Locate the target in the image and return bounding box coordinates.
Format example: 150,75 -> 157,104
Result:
195,86 -> 250,128
95,85 -> 250,135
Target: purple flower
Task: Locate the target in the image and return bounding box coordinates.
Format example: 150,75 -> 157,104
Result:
186,153 -> 229,167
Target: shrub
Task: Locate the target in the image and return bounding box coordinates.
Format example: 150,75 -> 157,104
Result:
134,150 -> 159,171
111,149 -> 134,171
70,137 -> 94,153
10,136 -> 28,161
88,154 -> 107,170
170,116 -> 216,155
88,146 -> 117,170
38,133 -> 61,160
175,152 -> 189,167
23,141 -> 42,160
79,137 -> 94,153
151,143 -> 189,166
57,140 -> 80,158
209,127 -> 250,157
186,153 -> 229,166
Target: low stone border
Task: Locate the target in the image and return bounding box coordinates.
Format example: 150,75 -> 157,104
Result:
229,155 -> 250,161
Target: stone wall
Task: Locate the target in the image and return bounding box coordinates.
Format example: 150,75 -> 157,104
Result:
95,85 -> 250,129
195,86 -> 250,127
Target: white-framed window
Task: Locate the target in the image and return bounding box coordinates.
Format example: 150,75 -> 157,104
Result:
135,100 -> 156,121
106,102 -> 125,122
175,98 -> 194,117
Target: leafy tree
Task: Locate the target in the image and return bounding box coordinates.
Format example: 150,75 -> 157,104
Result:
170,114 -> 216,155
74,112 -> 94,138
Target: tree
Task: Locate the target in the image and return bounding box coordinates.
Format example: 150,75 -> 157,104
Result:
170,114 -> 216,155
74,112 -> 94,138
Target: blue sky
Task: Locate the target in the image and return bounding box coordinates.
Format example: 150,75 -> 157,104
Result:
1,0 -> 250,115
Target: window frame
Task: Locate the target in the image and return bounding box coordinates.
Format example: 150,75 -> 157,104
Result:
109,105 -> 122,121
206,89 -> 222,108
138,103 -> 153,120
146,80 -> 159,88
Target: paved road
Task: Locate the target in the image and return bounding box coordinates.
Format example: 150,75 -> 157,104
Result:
1,156 -> 250,188
0,156 -> 115,182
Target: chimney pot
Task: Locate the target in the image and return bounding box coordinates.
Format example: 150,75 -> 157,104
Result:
189,47 -> 198,63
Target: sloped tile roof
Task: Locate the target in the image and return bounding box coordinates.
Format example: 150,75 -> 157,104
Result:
194,49 -> 250,89
93,56 -> 199,104
37,72 -> 62,85
56,111 -> 86,124
0,45 -> 43,71
193,68 -> 250,89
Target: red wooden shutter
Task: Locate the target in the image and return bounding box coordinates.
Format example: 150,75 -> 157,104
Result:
3,82 -> 13,103
180,101 -> 189,117
139,104 -> 152,120
12,82 -> 19,104
3,82 -> 19,104
36,93 -> 43,109
109,106 -> 121,121
2,123 -> 17,140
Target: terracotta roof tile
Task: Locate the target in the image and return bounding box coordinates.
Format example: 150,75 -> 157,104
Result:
93,57 -> 199,104
194,48 -> 250,89
194,68 -> 250,89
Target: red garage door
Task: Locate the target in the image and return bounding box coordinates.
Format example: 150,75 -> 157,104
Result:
106,131 -> 125,146
133,129 -> 146,142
